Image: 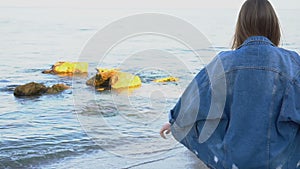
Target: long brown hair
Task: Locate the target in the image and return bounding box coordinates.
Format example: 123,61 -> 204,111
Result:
232,0 -> 281,49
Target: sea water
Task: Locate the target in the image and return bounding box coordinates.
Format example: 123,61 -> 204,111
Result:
0,7 -> 299,169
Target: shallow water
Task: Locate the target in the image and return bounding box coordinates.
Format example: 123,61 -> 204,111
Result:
0,7 -> 299,169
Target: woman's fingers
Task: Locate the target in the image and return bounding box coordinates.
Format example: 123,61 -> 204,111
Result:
160,128 -> 167,139
160,123 -> 171,139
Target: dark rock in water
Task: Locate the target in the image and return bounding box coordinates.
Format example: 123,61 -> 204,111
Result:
14,82 -> 70,97
42,69 -> 53,74
86,74 -> 111,89
14,82 -> 47,96
46,84 -> 70,94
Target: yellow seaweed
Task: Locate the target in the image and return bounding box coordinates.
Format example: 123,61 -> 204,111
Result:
52,62 -> 88,74
111,72 -> 142,89
154,76 -> 179,83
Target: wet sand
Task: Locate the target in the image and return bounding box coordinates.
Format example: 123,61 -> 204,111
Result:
44,145 -> 209,169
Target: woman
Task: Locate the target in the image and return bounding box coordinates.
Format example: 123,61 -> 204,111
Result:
160,0 -> 300,168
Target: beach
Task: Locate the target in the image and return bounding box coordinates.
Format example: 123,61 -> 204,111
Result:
0,6 -> 299,169
43,145 -> 208,169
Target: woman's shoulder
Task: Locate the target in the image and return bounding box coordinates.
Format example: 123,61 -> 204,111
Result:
209,47 -> 300,79
215,47 -> 300,65
276,47 -> 300,66
215,50 -> 237,61
208,50 -> 238,71
277,47 -> 299,55
216,47 -> 299,59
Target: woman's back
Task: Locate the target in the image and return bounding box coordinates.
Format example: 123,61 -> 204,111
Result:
218,36 -> 300,168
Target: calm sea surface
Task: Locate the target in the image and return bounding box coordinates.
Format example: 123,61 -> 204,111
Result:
0,7 -> 299,168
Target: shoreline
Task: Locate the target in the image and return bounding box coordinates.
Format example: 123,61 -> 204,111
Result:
43,145 -> 208,169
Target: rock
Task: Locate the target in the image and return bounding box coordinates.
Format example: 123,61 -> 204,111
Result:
42,69 -> 53,74
14,82 -> 70,97
86,68 -> 117,89
86,68 -> 141,90
46,84 -> 70,94
153,76 -> 179,83
42,61 -> 88,75
14,82 -> 47,96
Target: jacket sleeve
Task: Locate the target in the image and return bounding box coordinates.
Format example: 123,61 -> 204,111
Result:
169,54 -> 227,127
168,68 -> 210,126
169,53 -> 228,144
280,79 -> 300,125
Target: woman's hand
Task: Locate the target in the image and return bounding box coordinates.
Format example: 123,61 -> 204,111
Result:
160,122 -> 171,139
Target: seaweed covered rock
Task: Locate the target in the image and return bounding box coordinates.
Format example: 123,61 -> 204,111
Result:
14,82 -> 70,97
42,61 -> 88,75
86,68 -> 141,90
154,76 -> 179,83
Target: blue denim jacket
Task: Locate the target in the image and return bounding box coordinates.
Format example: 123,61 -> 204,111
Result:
169,36 -> 300,169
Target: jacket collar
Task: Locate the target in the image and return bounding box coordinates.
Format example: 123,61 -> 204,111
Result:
237,36 -> 275,49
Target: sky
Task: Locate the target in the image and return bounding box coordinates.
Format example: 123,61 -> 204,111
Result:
0,0 -> 299,10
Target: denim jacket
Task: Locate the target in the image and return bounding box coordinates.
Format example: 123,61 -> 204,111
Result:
169,36 -> 300,169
